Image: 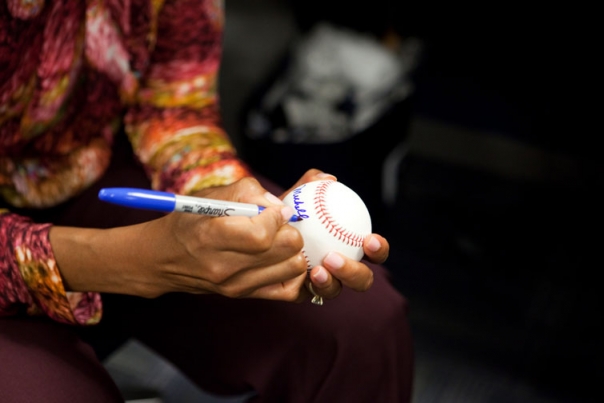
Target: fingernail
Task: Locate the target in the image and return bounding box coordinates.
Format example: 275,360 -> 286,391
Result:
281,206 -> 295,222
264,192 -> 284,205
367,236 -> 381,252
313,267 -> 328,284
317,173 -> 337,180
324,252 -> 344,269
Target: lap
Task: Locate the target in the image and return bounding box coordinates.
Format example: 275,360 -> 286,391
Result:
1,265 -> 412,403
3,133 -> 414,402
92,261 -> 413,402
0,317 -> 123,403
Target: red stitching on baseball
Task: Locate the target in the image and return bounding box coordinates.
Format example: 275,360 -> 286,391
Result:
313,181 -> 365,248
302,250 -> 312,269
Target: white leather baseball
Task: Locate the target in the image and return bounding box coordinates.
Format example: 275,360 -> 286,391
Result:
283,180 -> 372,268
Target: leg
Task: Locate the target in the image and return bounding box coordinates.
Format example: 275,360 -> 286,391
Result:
89,145 -> 414,402
94,162 -> 414,401
0,133 -> 162,401
0,318 -> 123,403
101,262 -> 413,403
11,132 -> 413,402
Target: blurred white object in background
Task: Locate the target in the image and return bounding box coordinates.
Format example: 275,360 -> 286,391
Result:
251,22 -> 421,144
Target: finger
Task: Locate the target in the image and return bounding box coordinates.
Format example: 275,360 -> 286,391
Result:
322,252 -> 374,292
363,234 -> 390,264
169,247 -> 307,295
197,177 -> 282,209
174,261 -> 308,301
280,169 -> 337,199
192,177 -> 262,202
244,270 -> 308,301
308,266 -> 342,300
179,250 -> 308,299
202,204 -> 300,255
231,251 -> 308,294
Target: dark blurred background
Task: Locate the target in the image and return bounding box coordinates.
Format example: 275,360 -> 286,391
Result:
105,1 -> 602,402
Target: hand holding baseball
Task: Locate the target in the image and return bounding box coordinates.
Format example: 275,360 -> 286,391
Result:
281,169 -> 390,302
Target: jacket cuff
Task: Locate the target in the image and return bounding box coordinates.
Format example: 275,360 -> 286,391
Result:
0,212 -> 102,325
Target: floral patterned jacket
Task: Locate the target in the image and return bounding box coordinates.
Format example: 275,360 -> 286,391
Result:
0,0 -> 251,325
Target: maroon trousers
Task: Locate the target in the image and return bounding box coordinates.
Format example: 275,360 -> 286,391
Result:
0,134 -> 414,402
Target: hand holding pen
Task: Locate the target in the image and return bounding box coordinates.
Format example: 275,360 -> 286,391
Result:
90,170 -> 386,305
56,177 -> 309,300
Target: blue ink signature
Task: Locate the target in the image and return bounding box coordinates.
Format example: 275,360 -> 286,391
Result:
292,184 -> 310,219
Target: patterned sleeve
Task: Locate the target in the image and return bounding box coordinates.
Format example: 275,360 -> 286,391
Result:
0,210 -> 102,325
124,0 -> 252,195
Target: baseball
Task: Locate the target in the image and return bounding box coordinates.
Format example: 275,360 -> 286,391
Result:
283,180 -> 372,269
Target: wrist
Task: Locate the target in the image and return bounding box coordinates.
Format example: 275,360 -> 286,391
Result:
49,225 -> 155,297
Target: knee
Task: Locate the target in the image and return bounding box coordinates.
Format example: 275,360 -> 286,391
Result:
0,318 -> 123,403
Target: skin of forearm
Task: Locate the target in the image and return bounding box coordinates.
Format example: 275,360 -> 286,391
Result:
49,224 -> 160,297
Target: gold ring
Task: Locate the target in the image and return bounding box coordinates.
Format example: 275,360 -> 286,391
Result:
307,283 -> 324,306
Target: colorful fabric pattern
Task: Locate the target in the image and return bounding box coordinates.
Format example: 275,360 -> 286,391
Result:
0,0 -> 251,324
0,210 -> 102,324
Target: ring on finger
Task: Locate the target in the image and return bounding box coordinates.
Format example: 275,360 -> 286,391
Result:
307,282 -> 324,306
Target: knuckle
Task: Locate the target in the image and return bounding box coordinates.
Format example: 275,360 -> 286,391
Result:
139,286 -> 163,299
248,227 -> 273,251
280,226 -> 304,250
282,288 -> 302,302
237,177 -> 262,194
345,268 -> 370,292
292,253 -> 309,274
305,168 -> 322,178
220,283 -> 247,299
362,270 -> 374,291
207,266 -> 230,285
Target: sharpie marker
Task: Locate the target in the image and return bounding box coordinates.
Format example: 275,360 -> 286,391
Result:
98,188 -> 302,222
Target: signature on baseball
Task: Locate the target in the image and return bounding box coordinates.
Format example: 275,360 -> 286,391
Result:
291,184 -> 310,219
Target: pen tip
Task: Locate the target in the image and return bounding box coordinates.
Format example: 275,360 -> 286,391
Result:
293,216 -> 303,222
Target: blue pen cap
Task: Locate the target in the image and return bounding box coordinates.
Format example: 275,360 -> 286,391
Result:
98,188 -> 176,213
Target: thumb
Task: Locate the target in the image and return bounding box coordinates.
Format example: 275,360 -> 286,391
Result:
253,204 -> 298,228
